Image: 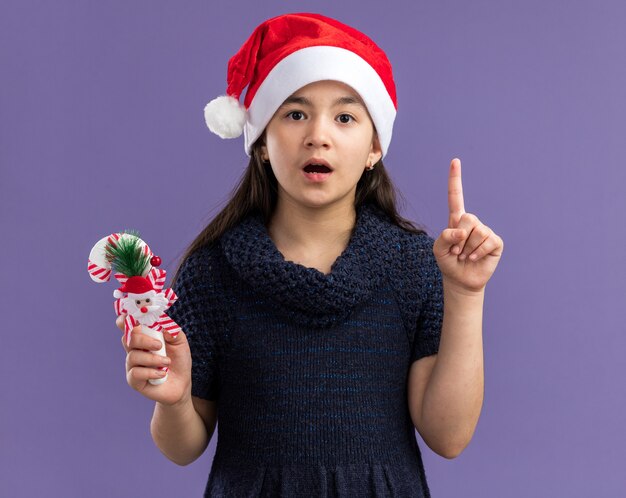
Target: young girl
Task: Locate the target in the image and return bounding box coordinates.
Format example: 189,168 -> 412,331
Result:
117,12 -> 503,497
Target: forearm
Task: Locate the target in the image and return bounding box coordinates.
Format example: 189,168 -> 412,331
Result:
150,396 -> 209,466
420,280 -> 485,457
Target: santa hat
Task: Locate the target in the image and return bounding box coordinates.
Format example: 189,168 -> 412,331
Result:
113,275 -> 155,299
203,12 -> 398,159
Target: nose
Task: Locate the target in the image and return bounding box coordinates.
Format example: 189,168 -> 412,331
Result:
140,306 -> 148,313
304,116 -> 331,149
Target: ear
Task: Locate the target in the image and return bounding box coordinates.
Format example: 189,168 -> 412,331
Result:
367,133 -> 383,166
259,133 -> 269,161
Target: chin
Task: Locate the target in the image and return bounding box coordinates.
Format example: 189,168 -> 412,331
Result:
302,192 -> 355,211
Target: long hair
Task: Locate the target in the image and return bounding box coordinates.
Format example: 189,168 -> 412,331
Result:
170,133 -> 425,287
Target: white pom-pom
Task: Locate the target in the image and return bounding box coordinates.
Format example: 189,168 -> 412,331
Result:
113,289 -> 124,299
204,95 -> 246,138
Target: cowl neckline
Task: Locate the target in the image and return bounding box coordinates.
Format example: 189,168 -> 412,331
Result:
219,203 -> 401,328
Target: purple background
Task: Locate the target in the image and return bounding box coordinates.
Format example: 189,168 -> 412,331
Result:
2,0 -> 624,496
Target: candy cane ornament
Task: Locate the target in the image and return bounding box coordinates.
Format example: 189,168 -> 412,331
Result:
88,231 -> 181,385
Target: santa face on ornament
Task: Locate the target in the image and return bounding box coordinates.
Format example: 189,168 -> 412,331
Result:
122,290 -> 169,326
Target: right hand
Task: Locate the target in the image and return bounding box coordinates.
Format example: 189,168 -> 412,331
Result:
116,314 -> 192,407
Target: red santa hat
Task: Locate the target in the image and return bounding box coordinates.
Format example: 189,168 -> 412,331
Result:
113,275 -> 156,299
203,12 -> 398,159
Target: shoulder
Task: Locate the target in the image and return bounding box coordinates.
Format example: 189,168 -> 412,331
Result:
365,203 -> 435,258
381,226 -> 439,336
174,243 -> 225,287
361,205 -> 438,280
169,243 -> 230,308
168,243 -> 232,332
180,243 -> 223,273
387,226 -> 442,304
392,227 -> 437,273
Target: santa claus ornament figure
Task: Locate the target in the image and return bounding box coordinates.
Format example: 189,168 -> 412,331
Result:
88,231 -> 181,385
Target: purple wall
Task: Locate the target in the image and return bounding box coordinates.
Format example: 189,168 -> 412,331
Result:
2,1 -> 624,496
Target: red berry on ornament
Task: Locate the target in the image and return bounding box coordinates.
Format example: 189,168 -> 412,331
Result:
151,255 -> 162,267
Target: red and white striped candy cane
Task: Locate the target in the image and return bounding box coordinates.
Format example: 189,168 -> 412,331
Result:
87,233 -> 153,283
89,232 -> 181,385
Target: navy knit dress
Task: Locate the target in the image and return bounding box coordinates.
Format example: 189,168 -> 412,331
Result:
167,202 -> 444,497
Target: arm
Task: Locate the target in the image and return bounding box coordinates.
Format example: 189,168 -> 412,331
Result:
152,246 -> 223,465
408,281 -> 484,459
408,157 -> 502,458
150,395 -> 218,466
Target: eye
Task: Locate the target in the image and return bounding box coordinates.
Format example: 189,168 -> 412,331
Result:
337,114 -> 354,124
286,110 -> 305,121
146,298 -> 151,303
135,300 -> 141,305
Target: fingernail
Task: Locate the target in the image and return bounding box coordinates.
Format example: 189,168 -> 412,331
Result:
152,340 -> 162,349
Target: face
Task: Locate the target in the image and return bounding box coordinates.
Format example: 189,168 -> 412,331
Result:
260,80 -> 382,210
134,298 -> 152,312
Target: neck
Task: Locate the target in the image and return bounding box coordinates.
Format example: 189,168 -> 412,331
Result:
267,196 -> 357,256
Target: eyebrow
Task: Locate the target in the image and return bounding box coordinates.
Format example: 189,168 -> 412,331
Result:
280,95 -> 366,109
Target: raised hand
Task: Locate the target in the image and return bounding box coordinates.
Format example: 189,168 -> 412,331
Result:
432,158 -> 504,293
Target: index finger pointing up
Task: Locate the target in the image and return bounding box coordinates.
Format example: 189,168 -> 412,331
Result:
448,158 -> 465,227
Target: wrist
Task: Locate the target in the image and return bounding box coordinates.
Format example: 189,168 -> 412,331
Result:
443,277 -> 485,299
157,391 -> 193,413
442,278 -> 485,325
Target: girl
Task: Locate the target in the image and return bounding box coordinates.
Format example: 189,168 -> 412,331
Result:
116,12 -> 503,497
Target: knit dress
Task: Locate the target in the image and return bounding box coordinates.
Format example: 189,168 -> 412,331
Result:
167,202 -> 444,498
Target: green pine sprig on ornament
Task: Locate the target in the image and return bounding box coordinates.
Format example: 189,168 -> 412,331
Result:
104,230 -> 151,277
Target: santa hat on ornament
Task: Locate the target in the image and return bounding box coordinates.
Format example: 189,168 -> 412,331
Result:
203,12 -> 398,159
113,276 -> 156,300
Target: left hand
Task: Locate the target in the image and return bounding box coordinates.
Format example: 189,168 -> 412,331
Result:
433,158 -> 504,294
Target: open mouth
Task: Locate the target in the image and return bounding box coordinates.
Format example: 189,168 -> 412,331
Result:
303,164 -> 332,173
302,163 -> 333,182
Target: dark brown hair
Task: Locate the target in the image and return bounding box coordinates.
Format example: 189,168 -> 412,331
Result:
170,133 -> 425,287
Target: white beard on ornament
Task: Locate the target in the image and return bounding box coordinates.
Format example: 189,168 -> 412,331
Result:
122,291 -> 169,326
